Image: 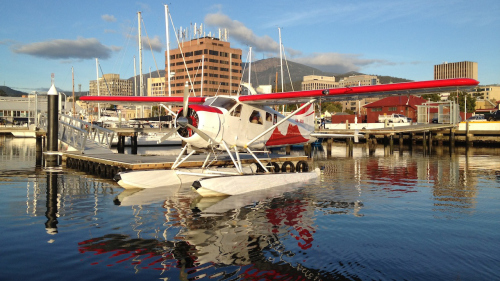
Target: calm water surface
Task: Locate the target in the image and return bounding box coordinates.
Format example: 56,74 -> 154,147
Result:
1,136 -> 499,280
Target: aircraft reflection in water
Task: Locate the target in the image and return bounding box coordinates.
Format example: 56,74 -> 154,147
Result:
80,183 -> 363,280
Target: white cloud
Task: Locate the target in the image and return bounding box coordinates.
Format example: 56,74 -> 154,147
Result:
12,37 -> 115,59
205,13 -> 280,53
293,53 -> 394,73
101,14 -> 117,23
126,34 -> 163,53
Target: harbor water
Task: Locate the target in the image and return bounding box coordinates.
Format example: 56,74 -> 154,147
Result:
1,135 -> 499,280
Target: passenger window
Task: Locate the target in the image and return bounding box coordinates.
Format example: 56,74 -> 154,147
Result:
249,110 -> 263,125
231,104 -> 242,117
273,114 -> 277,125
266,112 -> 272,122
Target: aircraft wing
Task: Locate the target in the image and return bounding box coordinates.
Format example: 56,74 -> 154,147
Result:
79,95 -> 206,106
238,78 -> 479,105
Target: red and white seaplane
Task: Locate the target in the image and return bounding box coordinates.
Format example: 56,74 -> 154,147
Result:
80,78 -> 478,196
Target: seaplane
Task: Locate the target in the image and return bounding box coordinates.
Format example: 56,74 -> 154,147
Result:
80,78 -> 478,197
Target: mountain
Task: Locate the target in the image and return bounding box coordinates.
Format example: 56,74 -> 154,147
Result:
127,58 -> 411,94
241,58 -> 411,92
0,86 -> 28,97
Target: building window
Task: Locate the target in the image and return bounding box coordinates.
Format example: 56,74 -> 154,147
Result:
372,108 -> 382,112
388,107 -> 397,111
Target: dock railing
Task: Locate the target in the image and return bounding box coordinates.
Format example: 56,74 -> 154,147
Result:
39,114 -> 115,152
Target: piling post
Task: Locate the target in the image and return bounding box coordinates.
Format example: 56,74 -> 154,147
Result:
36,134 -> 43,166
428,131 -> 432,154
465,121 -> 473,147
285,145 -> 291,155
327,138 -> 333,156
117,135 -> 125,154
422,131 -> 427,155
45,84 -> 59,167
389,134 -> 394,154
131,133 -> 138,155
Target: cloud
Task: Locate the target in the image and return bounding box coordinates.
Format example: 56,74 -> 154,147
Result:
127,34 -> 163,53
101,14 -> 116,22
12,37 -> 114,59
204,12 -> 396,74
293,53 -> 395,73
205,13 -> 280,53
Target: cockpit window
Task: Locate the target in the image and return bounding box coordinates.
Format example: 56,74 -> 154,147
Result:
209,97 -> 237,111
231,104 -> 242,117
249,110 -> 263,125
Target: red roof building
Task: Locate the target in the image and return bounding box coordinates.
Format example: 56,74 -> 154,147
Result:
364,95 -> 427,123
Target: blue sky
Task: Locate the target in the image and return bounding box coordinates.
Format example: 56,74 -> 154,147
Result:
1,0 -> 498,93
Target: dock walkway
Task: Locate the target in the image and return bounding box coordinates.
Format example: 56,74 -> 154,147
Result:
63,151 -> 309,180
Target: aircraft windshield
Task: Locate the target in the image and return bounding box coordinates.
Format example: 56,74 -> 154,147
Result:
209,97 -> 237,111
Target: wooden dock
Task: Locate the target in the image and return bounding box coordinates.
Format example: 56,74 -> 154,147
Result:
63,151 -> 310,180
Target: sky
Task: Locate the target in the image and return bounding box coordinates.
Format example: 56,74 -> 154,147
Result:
1,0 -> 498,93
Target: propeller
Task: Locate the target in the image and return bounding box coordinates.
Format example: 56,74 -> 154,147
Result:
157,82 -> 215,144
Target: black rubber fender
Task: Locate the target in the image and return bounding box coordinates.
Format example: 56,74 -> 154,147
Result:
268,162 -> 281,173
296,160 -> 309,172
281,161 -> 296,173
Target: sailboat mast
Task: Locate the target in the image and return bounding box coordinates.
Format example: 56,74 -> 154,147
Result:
96,58 -> 100,120
165,5 -> 171,98
72,66 -> 75,117
138,12 -> 144,97
278,27 -> 284,93
248,47 -> 252,86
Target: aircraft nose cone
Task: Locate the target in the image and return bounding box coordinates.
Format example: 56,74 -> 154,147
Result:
177,116 -> 189,127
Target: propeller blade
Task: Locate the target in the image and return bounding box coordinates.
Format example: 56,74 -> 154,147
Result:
156,128 -> 178,144
186,124 -> 215,144
183,82 -> 189,118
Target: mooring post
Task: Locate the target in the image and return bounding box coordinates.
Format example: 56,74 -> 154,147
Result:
285,145 -> 291,155
117,134 -> 125,154
327,138 -> 333,156
465,121 -> 473,147
36,133 -> 43,166
428,131 -> 432,154
45,84 -> 59,167
131,133 -> 138,155
422,131 -> 427,154
389,134 -> 394,154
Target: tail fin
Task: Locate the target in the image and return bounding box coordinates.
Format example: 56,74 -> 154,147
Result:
294,103 -> 315,129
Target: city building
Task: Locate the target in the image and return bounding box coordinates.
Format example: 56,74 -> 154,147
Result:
89,74 -> 133,96
301,75 -> 338,91
474,85 -> 500,102
166,37 -> 242,97
338,75 -> 380,114
434,61 -> 478,80
364,95 -> 427,123
147,77 -> 166,97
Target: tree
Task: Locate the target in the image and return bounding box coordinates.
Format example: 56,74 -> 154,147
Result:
421,93 -> 441,102
321,102 -> 343,113
0,89 -> 6,96
449,90 -> 476,113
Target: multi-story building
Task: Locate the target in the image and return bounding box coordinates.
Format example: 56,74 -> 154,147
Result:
89,74 -> 133,96
301,75 -> 338,91
434,61 -> 478,80
147,77 -> 166,97
166,37 -> 242,97
338,74 -> 379,88
474,85 -> 500,101
338,75 -> 380,114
